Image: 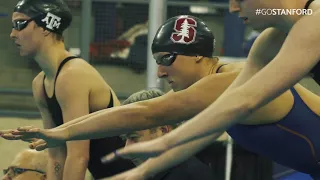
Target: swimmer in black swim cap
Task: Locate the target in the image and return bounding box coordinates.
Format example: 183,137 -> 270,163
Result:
10,0 -> 72,57
8,1 -> 136,180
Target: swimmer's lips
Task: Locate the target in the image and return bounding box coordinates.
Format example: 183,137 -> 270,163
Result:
15,43 -> 21,48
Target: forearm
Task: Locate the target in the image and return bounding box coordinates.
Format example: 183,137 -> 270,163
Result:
47,148 -> 67,180
66,105 -> 162,141
55,109 -> 106,129
47,160 -> 64,180
140,132 -> 222,178
59,76 -> 238,142
63,156 -> 88,180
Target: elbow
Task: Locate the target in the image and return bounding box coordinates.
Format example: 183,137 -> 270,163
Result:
242,99 -> 258,116
66,148 -> 90,164
159,135 -> 172,152
48,147 -> 67,159
133,102 -> 158,126
137,101 -> 178,127
225,85 -> 261,117
237,89 -> 261,115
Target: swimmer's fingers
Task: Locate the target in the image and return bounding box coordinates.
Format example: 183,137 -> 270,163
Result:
29,139 -> 48,151
0,129 -> 23,140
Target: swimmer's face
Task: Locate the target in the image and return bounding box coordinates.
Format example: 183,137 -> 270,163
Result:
229,0 -> 275,30
10,12 -> 45,57
121,126 -> 171,165
2,150 -> 46,180
154,52 -> 200,92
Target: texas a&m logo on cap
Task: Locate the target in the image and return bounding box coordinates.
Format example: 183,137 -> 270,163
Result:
41,12 -> 61,30
170,16 -> 197,44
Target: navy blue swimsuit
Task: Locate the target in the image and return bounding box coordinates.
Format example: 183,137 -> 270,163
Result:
227,87 -> 320,178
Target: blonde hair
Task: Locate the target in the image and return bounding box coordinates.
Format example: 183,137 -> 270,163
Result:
122,89 -> 164,105
123,89 -> 181,129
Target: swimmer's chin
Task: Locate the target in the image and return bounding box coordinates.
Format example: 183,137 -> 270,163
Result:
19,51 -> 30,57
19,51 -> 36,59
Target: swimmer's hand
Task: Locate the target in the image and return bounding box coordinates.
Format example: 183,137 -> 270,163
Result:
0,129 -> 20,140
1,126 -> 67,151
101,137 -> 168,164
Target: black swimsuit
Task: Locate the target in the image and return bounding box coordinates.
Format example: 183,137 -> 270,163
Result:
43,56 -> 135,179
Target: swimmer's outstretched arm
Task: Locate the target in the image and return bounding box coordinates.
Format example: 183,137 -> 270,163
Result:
155,12 -> 320,151
2,70 -> 238,144
64,71 -> 238,140
108,132 -> 221,180
54,109 -> 107,129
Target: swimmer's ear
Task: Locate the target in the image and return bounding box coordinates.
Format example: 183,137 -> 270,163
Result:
42,29 -> 51,37
195,56 -> 204,63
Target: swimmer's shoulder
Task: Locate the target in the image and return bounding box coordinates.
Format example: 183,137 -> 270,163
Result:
57,57 -> 101,80
309,1 -> 320,13
32,71 -> 46,104
216,61 -> 246,73
33,71 -> 45,87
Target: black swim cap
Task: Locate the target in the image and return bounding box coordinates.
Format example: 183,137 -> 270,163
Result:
152,15 -> 215,57
14,0 -> 72,34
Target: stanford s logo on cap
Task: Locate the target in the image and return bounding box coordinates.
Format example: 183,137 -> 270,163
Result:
170,17 -> 197,44
41,12 -> 61,30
